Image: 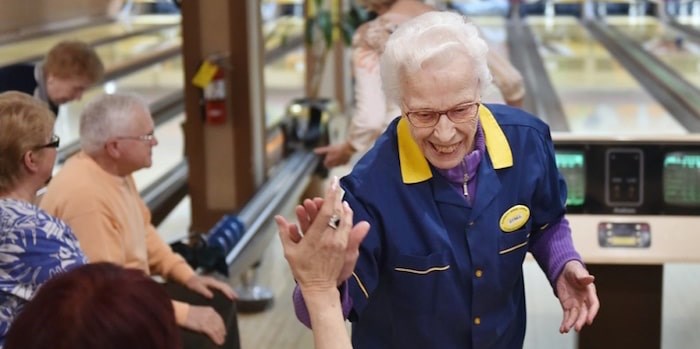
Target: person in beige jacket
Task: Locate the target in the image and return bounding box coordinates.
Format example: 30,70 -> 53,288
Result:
315,0 -> 525,168
41,93 -> 235,346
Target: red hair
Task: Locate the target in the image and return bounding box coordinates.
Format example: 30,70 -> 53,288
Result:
5,263 -> 181,349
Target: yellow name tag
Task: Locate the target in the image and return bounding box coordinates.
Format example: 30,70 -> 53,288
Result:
499,205 -> 530,233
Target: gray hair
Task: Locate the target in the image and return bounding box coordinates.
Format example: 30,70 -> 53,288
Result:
80,93 -> 150,155
379,11 -> 492,105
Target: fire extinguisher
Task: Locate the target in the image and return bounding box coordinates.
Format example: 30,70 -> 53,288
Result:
204,68 -> 226,125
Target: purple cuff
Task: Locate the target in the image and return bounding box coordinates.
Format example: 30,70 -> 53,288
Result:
528,217 -> 583,291
293,281 -> 353,329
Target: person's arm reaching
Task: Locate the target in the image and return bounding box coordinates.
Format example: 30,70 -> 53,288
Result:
315,26 -> 389,168
276,176 -> 369,349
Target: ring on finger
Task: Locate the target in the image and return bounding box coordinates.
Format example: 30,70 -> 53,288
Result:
327,214 -> 341,230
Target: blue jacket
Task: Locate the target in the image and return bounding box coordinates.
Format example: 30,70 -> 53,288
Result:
0,63 -> 58,115
341,104 -> 567,349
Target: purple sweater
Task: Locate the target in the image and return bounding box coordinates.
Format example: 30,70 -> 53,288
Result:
293,122 -> 582,328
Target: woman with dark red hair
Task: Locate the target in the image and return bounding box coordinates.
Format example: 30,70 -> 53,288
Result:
4,262 -> 181,349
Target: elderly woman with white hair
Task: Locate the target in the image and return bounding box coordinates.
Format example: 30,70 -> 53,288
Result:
0,92 -> 86,346
314,0 -> 525,168
285,11 -> 599,349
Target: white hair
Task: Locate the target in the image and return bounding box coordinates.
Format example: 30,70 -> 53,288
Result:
79,93 -> 150,155
379,11 -> 492,105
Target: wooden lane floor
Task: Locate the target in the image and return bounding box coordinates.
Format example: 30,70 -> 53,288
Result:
610,15 -> 700,87
527,16 -> 688,135
0,14 -> 181,67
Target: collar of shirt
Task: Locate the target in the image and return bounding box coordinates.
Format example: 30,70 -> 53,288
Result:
397,104 -> 513,184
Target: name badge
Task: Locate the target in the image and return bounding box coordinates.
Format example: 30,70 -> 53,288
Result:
499,205 -> 530,233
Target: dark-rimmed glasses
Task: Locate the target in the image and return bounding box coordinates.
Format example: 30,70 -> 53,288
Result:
404,101 -> 480,128
34,134 -> 60,149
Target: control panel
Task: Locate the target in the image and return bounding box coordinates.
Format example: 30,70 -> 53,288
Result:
552,135 -> 700,256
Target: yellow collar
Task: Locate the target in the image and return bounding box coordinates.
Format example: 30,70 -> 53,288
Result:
398,105 -> 513,184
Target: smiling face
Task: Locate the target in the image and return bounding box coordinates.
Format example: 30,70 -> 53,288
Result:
400,57 -> 481,170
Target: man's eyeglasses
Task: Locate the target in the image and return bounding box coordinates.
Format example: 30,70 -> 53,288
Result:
404,101 -> 480,128
116,132 -> 156,143
34,134 -> 60,149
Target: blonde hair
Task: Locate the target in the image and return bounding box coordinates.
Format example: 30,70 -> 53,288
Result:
44,41 -> 104,83
380,11 -> 492,105
0,92 -> 55,193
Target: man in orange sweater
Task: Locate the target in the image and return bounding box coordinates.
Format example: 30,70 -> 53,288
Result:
41,93 -> 235,346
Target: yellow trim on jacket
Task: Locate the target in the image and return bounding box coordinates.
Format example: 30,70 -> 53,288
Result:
398,105 -> 514,184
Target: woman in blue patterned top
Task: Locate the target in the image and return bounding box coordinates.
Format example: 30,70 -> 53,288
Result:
0,91 -> 86,346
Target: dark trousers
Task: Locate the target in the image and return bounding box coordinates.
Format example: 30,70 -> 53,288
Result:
164,282 -> 241,349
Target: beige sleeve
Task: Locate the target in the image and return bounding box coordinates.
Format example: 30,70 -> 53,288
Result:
140,198 -> 195,284
347,30 -> 390,152
486,48 -> 526,105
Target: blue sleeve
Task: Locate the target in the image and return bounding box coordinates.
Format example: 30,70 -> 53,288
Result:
530,127 -> 567,230
527,128 -> 581,291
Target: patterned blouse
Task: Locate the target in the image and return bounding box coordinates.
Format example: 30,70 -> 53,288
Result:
0,198 -> 86,346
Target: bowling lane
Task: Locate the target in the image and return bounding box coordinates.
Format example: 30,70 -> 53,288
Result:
526,16 -> 687,135
50,10 -> 305,191
0,14 -> 180,67
608,16 -> 700,87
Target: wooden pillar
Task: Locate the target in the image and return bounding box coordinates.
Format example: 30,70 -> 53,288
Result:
578,264 -> 663,349
181,0 -> 266,233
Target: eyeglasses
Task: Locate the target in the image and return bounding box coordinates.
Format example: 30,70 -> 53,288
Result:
404,101 -> 480,128
116,132 -> 156,143
34,134 -> 60,149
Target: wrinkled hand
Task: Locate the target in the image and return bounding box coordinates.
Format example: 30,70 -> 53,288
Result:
314,142 -> 354,168
183,305 -> 227,345
185,274 -> 237,300
555,261 -> 599,333
289,189 -> 367,285
276,176 -> 370,292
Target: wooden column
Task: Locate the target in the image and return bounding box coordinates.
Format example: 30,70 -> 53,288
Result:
578,264 -> 663,349
181,0 -> 266,233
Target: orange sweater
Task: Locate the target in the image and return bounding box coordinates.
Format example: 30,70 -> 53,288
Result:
41,152 -> 194,324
